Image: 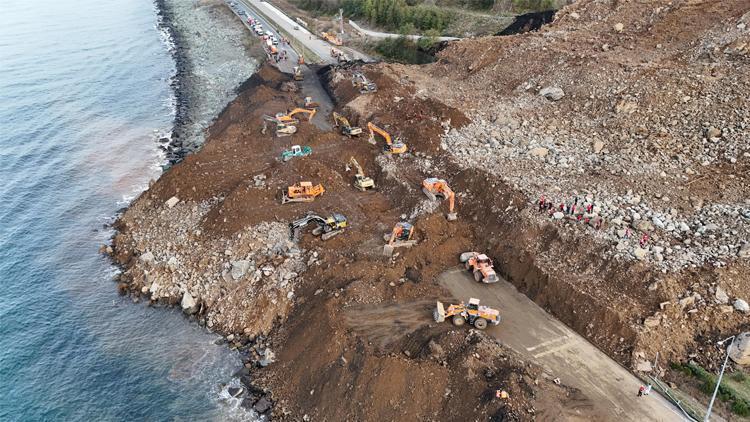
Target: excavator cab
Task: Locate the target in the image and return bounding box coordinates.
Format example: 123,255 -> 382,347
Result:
383,221 -> 416,256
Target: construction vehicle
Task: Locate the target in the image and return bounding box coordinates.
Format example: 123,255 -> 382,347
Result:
333,112 -> 362,137
290,213 -> 348,241
347,157 -> 374,191
353,72 -> 377,94
459,251 -> 498,283
281,145 -> 311,162
281,182 -> 325,204
434,298 -> 501,330
262,115 -> 297,137
321,31 -> 343,46
383,221 -> 416,256
276,108 -> 316,124
293,66 -> 303,81
303,97 -> 320,108
367,122 -> 407,154
422,178 -> 457,221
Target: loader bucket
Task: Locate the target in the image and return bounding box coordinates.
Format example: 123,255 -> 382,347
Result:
434,301 -> 446,323
446,212 -> 458,221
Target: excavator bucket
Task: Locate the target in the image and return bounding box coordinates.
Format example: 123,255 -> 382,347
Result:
447,212 -> 458,221
434,302 -> 446,323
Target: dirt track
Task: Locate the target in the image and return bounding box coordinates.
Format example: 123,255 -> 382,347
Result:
439,268 -> 685,421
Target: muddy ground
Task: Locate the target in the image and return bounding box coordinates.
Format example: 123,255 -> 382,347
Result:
113,0 -> 750,419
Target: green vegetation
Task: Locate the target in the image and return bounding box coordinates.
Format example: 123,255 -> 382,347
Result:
295,0 -> 451,32
671,362 -> 750,417
511,0 -> 555,12
372,34 -> 436,64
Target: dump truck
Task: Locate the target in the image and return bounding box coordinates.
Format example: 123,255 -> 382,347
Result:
281,145 -> 311,162
459,251 -> 498,283
434,298 -> 500,330
281,182 -> 325,204
290,213 -> 348,241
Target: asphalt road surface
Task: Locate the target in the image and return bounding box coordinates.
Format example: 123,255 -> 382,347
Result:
438,268 -> 688,422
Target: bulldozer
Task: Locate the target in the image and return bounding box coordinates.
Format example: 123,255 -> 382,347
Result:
281,182 -> 325,204
367,122 -> 407,154
293,66 -> 304,81
353,72 -> 377,94
321,31 -> 343,46
333,112 -> 362,137
459,252 -> 498,283
281,145 -> 312,162
275,108 -> 316,125
290,212 -> 348,241
347,157 -> 374,191
422,178 -> 457,221
434,298 -> 500,330
382,221 -> 416,256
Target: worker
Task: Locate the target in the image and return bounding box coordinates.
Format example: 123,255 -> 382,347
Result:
637,385 -> 645,397
640,233 -> 649,248
645,384 -> 652,395
538,195 -> 546,212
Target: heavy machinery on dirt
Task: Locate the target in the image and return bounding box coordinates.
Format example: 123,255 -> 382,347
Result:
459,251 -> 498,283
275,108 -> 316,124
434,298 -> 500,330
382,221 -> 416,256
281,145 -> 311,162
293,66 -> 303,81
353,72 -> 377,94
333,112 -> 362,137
281,182 -> 325,204
347,157 -> 374,191
367,122 -> 407,154
289,213 -> 348,241
422,178 -> 457,221
262,115 -> 297,137
303,97 -> 320,109
321,31 -> 343,46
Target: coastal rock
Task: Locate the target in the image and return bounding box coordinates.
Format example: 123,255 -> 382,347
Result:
181,292 -> 199,314
253,396 -> 272,414
539,86 -> 565,101
227,387 -> 244,398
259,348 -> 276,367
165,196 -> 180,208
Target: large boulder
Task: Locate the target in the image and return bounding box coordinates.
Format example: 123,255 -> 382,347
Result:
729,333 -> 750,366
734,299 -> 750,313
539,86 -> 565,101
165,196 -> 180,208
181,292 -> 199,314
231,260 -> 252,280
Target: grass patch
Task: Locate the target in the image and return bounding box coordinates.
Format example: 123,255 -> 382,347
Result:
672,362 -> 750,417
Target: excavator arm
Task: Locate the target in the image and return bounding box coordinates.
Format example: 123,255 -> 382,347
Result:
348,157 -> 365,177
367,122 -> 407,154
288,107 -> 316,121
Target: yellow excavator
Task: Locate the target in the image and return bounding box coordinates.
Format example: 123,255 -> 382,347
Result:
321,31 -> 343,46
262,115 -> 297,137
275,108 -> 316,125
367,122 -> 407,154
422,178 -> 457,221
333,112 -> 362,137
280,182 -> 325,204
383,221 -> 416,256
348,157 -> 374,191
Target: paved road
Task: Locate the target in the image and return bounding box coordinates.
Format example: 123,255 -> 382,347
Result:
237,0 -> 372,64
438,268 -> 687,422
348,19 -> 460,42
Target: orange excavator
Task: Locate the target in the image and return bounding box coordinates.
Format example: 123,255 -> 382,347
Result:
321,31 -> 343,46
367,122 -> 407,154
383,221 -> 416,256
422,178 -> 457,221
276,108 -> 316,124
281,182 -> 325,204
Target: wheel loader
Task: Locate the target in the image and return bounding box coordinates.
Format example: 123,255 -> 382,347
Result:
347,157 -> 374,191
289,213 -> 348,241
422,178 -> 457,221
434,298 -> 500,330
280,182 -> 325,204
459,251 -> 498,283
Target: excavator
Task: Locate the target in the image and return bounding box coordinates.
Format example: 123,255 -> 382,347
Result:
333,112 -> 362,137
262,115 -> 297,137
422,178 -> 457,221
434,298 -> 501,330
293,66 -> 303,81
347,157 -> 374,191
275,108 -> 316,124
367,122 -> 407,154
280,182 -> 325,204
353,72 -> 377,94
290,213 -> 348,241
382,221 -> 417,256
321,31 -> 343,46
